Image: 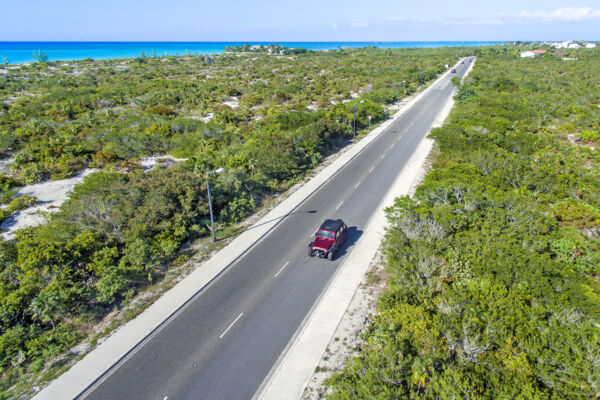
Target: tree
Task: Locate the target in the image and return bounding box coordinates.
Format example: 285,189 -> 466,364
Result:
32,50 -> 48,63
29,292 -> 64,330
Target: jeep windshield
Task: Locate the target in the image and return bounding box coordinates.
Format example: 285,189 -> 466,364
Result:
316,230 -> 335,239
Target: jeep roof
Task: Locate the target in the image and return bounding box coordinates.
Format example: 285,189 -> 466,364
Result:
318,219 -> 344,233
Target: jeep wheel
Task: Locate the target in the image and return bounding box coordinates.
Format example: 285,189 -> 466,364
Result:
308,245 -> 313,257
328,250 -> 334,261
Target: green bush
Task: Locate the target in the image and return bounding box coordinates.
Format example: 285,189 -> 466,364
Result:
7,195 -> 36,213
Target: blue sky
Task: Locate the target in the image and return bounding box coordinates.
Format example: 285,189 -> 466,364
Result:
2,1 -> 599,41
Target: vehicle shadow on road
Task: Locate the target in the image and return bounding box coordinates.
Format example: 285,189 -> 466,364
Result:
334,226 -> 363,260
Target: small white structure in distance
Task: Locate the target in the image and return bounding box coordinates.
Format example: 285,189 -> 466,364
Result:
520,50 -> 546,58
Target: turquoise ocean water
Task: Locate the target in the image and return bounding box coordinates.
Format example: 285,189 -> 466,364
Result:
0,41 -> 504,65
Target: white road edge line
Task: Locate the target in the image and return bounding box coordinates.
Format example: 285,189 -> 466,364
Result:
354,182 -> 360,189
219,313 -> 244,339
368,166 -> 374,173
390,143 -> 395,148
380,154 -> 386,159
274,261 -> 290,278
335,201 -> 344,210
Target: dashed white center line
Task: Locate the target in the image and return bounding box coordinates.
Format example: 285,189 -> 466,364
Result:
369,166 -> 374,173
354,181 -> 361,189
220,313 -> 243,339
380,154 -> 386,159
274,261 -> 290,277
390,143 -> 395,148
336,201 -> 344,210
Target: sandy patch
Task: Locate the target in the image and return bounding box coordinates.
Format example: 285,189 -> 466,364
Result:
195,112 -> 214,122
1,169 -> 97,239
139,154 -> 187,171
222,97 -> 239,108
2,96 -> 17,105
0,156 -> 14,174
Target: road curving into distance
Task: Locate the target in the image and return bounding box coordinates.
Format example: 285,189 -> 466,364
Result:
78,60 -> 472,400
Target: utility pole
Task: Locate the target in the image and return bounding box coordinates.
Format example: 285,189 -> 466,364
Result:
206,167 -> 224,242
353,100 -> 364,139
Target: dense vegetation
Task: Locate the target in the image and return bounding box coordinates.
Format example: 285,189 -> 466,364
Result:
326,49 -> 600,398
0,47 -> 471,396
0,47 -> 462,184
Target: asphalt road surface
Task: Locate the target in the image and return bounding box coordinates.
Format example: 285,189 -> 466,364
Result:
82,61 -> 471,400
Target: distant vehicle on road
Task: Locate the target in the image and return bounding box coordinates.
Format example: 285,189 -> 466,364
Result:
461,61 -> 465,64
308,219 -> 347,260
451,68 -> 456,73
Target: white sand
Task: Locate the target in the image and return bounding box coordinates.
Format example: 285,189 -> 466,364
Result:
0,157 -> 14,174
194,112 -> 214,122
222,97 -> 239,108
307,102 -> 319,111
1,169 -> 97,239
138,154 -> 187,171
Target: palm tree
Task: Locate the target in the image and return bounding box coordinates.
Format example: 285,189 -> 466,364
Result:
30,293 -> 63,330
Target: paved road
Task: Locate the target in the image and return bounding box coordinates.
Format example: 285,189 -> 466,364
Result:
82,61 -> 471,400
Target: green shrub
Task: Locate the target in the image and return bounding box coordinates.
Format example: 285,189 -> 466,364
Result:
579,130 -> 599,142
7,195 -> 36,213
145,105 -> 176,116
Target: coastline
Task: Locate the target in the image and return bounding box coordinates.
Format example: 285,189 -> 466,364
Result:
0,41 -> 504,65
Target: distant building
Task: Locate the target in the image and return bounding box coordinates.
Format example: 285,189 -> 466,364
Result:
551,41 -> 572,49
520,50 -> 546,58
568,43 -> 581,49
586,43 -> 597,48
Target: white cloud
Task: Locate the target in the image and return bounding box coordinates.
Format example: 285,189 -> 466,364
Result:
472,18 -> 505,26
331,23 -> 338,29
517,7 -> 600,22
335,7 -> 600,32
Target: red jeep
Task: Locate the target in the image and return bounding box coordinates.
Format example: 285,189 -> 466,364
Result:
308,219 -> 348,261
